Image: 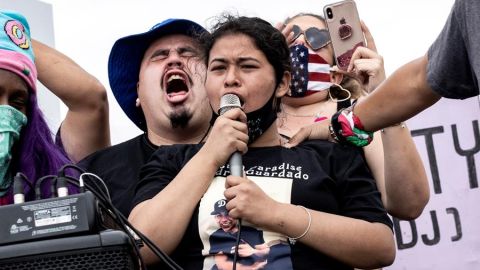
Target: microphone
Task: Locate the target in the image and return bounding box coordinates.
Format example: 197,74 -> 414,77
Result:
219,93 -> 243,270
219,94 -> 243,177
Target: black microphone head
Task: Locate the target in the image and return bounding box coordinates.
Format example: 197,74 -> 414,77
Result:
219,94 -> 241,115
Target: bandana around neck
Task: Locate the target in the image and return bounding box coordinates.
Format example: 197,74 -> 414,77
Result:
288,44 -> 332,98
0,105 -> 27,197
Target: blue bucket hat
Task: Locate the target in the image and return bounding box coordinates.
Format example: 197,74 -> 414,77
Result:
108,19 -> 207,130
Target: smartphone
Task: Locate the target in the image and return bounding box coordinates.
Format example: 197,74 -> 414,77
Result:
323,0 -> 365,70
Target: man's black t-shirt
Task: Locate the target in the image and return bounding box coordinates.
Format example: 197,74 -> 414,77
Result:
134,140 -> 392,270
78,134 -> 157,216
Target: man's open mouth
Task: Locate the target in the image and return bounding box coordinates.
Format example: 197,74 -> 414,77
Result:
164,73 -> 189,103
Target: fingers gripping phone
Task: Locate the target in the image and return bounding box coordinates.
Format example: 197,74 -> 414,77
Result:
324,0 -> 365,70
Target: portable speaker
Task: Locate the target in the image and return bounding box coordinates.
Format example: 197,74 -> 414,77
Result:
0,230 -> 140,270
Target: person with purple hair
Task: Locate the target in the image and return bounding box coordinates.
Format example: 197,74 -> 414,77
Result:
0,10 -> 109,205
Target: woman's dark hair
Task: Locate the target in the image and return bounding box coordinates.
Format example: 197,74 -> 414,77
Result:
11,93 -> 73,199
200,14 -> 291,87
199,14 -> 291,112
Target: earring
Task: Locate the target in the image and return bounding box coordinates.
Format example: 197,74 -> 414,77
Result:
328,83 -> 351,102
135,98 -> 141,107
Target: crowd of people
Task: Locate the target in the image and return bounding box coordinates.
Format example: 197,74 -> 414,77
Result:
0,0 -> 478,269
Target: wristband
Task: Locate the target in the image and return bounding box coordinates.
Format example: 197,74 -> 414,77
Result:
330,106 -> 373,147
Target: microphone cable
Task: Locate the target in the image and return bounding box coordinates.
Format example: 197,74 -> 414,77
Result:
218,93 -> 245,270
232,219 -> 242,270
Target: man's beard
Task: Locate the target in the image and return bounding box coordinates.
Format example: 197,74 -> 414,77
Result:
169,107 -> 192,129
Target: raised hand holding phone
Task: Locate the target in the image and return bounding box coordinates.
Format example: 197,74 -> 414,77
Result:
347,21 -> 386,92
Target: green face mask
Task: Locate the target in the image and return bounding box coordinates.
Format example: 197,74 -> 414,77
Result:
0,105 -> 27,196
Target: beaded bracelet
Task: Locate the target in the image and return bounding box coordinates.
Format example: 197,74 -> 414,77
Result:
288,206 -> 311,245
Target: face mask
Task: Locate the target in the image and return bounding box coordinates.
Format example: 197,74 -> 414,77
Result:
0,105 -> 27,196
288,44 -> 332,98
245,93 -> 277,144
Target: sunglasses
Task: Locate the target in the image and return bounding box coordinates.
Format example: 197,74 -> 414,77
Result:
291,24 -> 331,51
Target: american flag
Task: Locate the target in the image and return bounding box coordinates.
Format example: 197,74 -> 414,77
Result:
289,44 -> 332,97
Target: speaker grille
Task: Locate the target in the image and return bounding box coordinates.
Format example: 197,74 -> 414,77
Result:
0,246 -> 136,270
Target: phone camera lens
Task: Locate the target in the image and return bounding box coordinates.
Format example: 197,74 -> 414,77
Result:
326,8 -> 333,19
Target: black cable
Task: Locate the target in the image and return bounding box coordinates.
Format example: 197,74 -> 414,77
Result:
57,163 -> 87,177
79,173 -> 111,201
13,173 -> 32,204
63,175 -> 101,196
58,164 -> 108,198
49,164 -> 87,198
101,193 -> 182,269
232,220 -> 242,270
50,178 -> 57,198
63,176 -> 147,270
31,164 -> 87,199
61,167 -> 183,269
14,172 -> 33,190
25,165 -> 183,269
34,175 -> 57,200
101,197 -> 182,269
63,173 -> 182,270
79,174 -> 110,200
197,124 -> 212,144
112,208 -> 183,270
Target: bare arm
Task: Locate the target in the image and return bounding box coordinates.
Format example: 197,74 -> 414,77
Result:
364,128 -> 430,220
287,122 -> 430,220
354,55 -> 441,132
128,109 -> 248,264
288,23 -> 430,219
129,148 -> 219,263
32,39 -> 110,162
380,125 -> 429,219
278,203 -> 395,269
224,176 -> 395,269
348,25 -> 430,218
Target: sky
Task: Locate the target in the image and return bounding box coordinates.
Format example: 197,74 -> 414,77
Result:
39,0 -> 455,144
